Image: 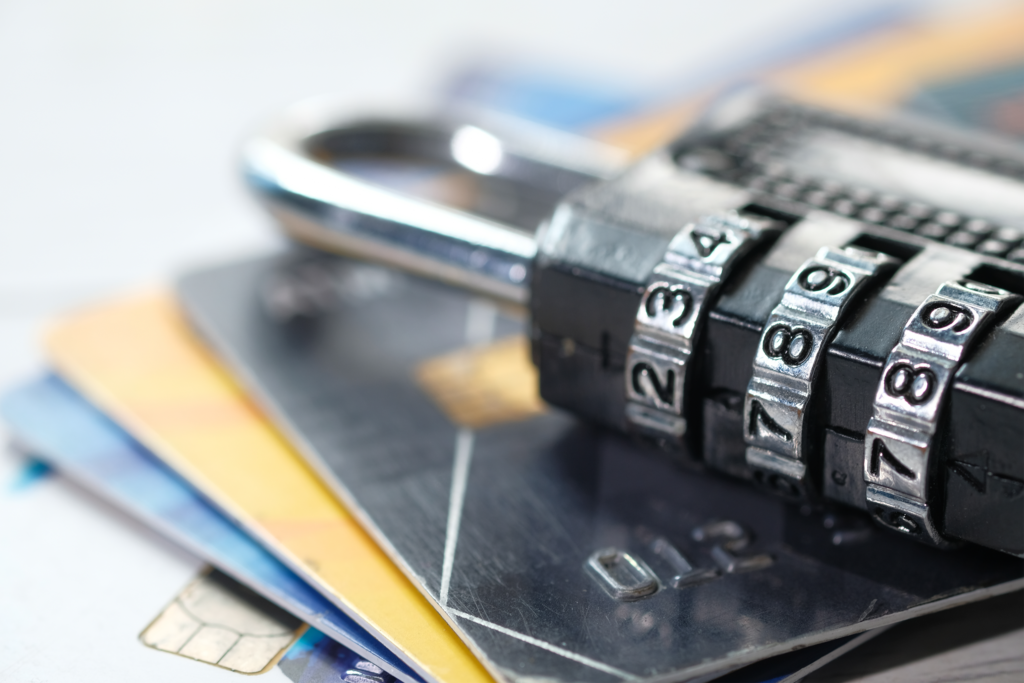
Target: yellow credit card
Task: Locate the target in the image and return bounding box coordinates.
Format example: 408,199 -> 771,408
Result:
45,291 -> 494,683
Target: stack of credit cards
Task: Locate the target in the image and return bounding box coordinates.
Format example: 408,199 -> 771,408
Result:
3,5 -> 1024,682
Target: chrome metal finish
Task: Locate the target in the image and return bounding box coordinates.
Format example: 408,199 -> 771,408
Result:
625,212 -> 777,440
585,549 -> 660,601
864,280 -> 1019,546
649,537 -> 720,587
178,253 -> 1024,683
744,245 -> 899,496
534,153 -> 752,286
244,98 -> 627,304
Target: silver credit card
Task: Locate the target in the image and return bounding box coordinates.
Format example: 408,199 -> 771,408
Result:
178,251 -> 1024,683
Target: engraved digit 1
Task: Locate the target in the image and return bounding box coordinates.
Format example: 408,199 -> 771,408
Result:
692,521 -> 773,573
650,537 -> 718,587
585,548 -> 659,601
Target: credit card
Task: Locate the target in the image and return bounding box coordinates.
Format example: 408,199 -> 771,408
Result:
142,567 -> 400,683
134,564 -> 406,682
769,4 -> 1024,113
139,568 -> 307,675
41,278 -> 897,683
172,252 -> 1022,683
281,627 -> 399,683
595,4 -> 1024,155
42,289 -> 493,683
906,61 -> 1024,139
0,374 -> 418,683
1,445 -> 240,683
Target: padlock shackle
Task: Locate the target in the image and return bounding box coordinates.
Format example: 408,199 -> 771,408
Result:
243,97 -> 627,304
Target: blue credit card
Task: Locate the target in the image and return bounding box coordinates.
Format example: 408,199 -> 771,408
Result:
906,61 -> 1024,139
0,374 -> 420,683
280,628 -> 399,683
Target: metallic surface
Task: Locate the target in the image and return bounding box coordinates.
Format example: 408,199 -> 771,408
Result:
864,279 -> 1020,547
535,153 -> 752,287
625,212 -> 776,440
179,252 -> 1023,683
671,91 -> 1024,238
743,245 -> 899,496
244,98 -> 626,304
248,95 -> 1024,555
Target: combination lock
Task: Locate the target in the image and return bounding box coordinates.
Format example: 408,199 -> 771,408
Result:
243,92 -> 1024,556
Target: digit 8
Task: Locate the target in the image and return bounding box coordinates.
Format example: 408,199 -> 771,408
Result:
884,361 -> 937,405
763,323 -> 813,366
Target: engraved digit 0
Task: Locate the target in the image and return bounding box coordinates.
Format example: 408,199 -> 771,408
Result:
585,548 -> 659,601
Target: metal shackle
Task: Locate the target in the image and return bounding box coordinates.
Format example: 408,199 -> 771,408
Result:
243,97 -> 628,304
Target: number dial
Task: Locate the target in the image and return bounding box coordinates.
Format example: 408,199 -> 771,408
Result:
763,323 -> 814,366
643,285 -> 693,329
626,212 -> 777,442
884,362 -> 937,405
863,279 -> 1017,548
634,268 -> 710,341
625,347 -> 686,412
742,245 -> 899,493
872,350 -> 953,427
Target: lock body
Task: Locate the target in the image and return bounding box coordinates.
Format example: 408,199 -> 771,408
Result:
245,94 -> 1024,556
530,97 -> 1024,555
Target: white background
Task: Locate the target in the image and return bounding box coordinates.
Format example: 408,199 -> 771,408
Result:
0,0 -> 983,386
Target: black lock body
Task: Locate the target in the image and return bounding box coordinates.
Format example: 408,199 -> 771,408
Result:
531,99 -> 1024,555
247,94 -> 1024,556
